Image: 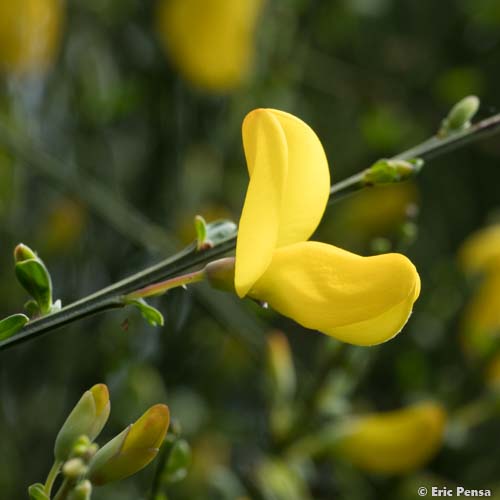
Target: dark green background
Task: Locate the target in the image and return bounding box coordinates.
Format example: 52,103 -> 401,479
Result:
1,0 -> 500,498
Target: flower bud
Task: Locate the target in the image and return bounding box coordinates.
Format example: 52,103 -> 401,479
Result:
87,404 -> 170,485
439,95 -> 480,136
363,158 -> 423,186
14,244 -> 53,315
62,458 -> 88,479
68,480 -> 92,500
28,483 -> 49,500
14,243 -> 38,262
54,384 -> 110,462
163,438 -> 191,483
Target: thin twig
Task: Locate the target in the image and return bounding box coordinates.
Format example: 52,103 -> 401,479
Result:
1,112 -> 500,351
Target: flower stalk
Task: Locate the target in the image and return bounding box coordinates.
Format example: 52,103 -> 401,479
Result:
1,109 -> 500,351
44,460 -> 62,497
124,269 -> 206,301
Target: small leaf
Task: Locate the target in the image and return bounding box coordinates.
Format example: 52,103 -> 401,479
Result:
194,215 -> 208,250
28,483 -> 49,500
0,313 -> 29,341
439,95 -> 480,136
205,219 -> 238,245
363,158 -> 423,186
163,439 -> 191,483
15,259 -> 53,314
14,243 -> 38,262
126,298 -> 165,327
24,299 -> 40,317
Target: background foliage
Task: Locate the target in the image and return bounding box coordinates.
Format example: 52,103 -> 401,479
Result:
1,0 -> 500,498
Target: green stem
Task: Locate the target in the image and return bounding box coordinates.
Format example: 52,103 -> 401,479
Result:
1,112 -> 500,351
452,395 -> 500,430
53,478 -> 72,500
277,343 -> 347,449
329,112 -> 500,201
125,269 -> 206,300
44,460 -> 62,497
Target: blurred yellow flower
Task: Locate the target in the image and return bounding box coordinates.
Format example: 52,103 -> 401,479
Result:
327,182 -> 419,249
459,225 -> 500,357
156,0 -> 264,91
0,0 -> 63,75
235,108 -> 420,346
461,270 -> 500,356
337,402 -> 446,474
458,224 -> 500,275
39,198 -> 87,255
486,354 -> 500,389
88,404 -> 169,485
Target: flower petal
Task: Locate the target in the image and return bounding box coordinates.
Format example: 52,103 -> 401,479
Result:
249,241 -> 420,345
265,110 -> 331,247
235,110 -> 288,297
236,109 -> 330,297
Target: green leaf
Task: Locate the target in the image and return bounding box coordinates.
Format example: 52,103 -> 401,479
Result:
194,215 -> 208,250
14,243 -> 38,262
24,299 -> 40,317
15,259 -> 53,314
205,219 -> 238,245
439,95 -> 480,136
28,483 -> 49,500
127,298 -> 164,327
363,158 -> 423,186
163,439 -> 191,483
0,313 -> 29,341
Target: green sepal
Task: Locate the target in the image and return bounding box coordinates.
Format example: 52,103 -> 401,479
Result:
363,158 -> 423,186
163,438 -> 191,483
15,258 -> 53,314
28,483 -> 49,500
126,298 -> 164,327
0,313 -> 29,341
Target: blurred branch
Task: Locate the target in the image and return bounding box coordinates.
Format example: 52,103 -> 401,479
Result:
1,111 -> 500,350
277,342 -> 348,449
328,111 -> 500,202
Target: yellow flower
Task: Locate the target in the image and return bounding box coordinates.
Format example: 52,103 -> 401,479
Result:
156,0 -> 264,91
234,108 -> 420,346
458,224 -> 500,275
459,225 -> 500,358
0,0 -> 63,75
88,404 -> 169,485
337,402 -> 446,474
461,270 -> 500,356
